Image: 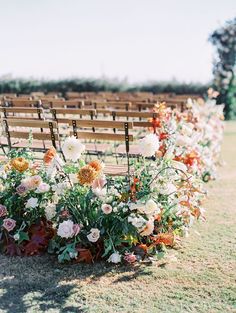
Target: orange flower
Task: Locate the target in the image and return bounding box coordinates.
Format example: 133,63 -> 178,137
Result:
154,233 -> 174,246
44,147 -> 57,164
77,165 -> 97,186
88,160 -> 103,175
11,157 -> 29,173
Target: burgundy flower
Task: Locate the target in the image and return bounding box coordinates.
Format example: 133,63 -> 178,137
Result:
2,218 -> 16,232
124,253 -> 137,264
0,205 -> 7,217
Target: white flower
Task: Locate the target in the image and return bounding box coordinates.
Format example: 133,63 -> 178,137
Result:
13,233 -> 20,241
172,160 -> 187,172
145,199 -> 160,215
52,182 -> 68,195
57,220 -> 74,238
108,252 -> 121,264
35,182 -> 50,193
45,203 -> 57,220
160,183 -> 177,195
101,204 -> 113,214
25,197 -> 38,208
139,134 -> 159,157
129,203 -> 137,211
62,136 -> 85,162
128,215 -> 146,229
87,228 -> 100,242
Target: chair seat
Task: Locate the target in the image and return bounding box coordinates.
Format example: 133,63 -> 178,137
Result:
115,144 -> 141,156
104,164 -> 134,176
12,140 -> 54,150
85,143 -> 112,154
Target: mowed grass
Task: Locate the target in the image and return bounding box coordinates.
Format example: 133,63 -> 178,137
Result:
0,122 -> 236,313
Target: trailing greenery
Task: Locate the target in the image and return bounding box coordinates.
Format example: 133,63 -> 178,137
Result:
0,78 -> 208,96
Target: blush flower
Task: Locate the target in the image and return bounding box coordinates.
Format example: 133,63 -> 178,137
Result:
73,223 -> 81,236
35,182 -> 50,193
0,205 -> 7,217
101,204 -> 113,214
2,218 -> 16,232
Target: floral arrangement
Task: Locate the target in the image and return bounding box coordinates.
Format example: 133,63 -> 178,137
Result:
0,98 -> 224,264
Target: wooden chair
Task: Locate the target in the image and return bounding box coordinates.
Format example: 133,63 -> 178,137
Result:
69,119 -> 133,176
96,110 -> 158,156
6,99 -> 42,108
0,107 -> 44,120
2,119 -> 59,151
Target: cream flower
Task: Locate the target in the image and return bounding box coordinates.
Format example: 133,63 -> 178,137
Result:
108,252 -> 121,263
139,134 -> 159,157
57,220 -> 74,238
87,228 -> 100,242
145,199 -> 160,215
62,136 -> 85,162
45,203 -> 57,220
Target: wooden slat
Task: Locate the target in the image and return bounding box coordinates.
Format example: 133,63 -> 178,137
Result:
71,131 -> 133,142
133,121 -> 153,127
51,108 -> 95,115
4,119 -> 57,128
69,119 -> 133,129
97,110 -> 157,118
0,107 -> 43,114
11,100 -> 41,107
9,131 -> 59,140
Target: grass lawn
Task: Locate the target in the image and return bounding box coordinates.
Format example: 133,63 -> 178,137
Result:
0,122 -> 235,313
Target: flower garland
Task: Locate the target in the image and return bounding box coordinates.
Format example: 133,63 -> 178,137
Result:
0,98 -> 224,264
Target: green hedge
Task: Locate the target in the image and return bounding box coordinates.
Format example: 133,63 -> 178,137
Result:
0,78 -> 208,96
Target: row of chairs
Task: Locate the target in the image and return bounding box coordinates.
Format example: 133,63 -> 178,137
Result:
0,98 -> 186,112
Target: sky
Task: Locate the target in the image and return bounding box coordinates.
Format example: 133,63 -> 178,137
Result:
0,0 -> 235,83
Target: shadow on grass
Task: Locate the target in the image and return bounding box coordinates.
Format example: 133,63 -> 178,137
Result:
0,254 -> 154,312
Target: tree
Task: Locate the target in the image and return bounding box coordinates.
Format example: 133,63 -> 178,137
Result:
209,17 -> 236,119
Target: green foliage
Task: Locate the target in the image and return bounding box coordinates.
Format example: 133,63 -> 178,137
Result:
0,78 -> 208,96
209,17 -> 236,119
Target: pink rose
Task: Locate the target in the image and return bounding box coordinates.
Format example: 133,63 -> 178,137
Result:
101,204 -> 112,214
73,224 -> 81,236
0,205 -> 7,217
3,218 -> 16,232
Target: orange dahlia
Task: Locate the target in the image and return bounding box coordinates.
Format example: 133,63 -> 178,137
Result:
44,147 -> 57,164
11,157 -> 29,173
77,165 -> 97,186
88,160 -> 103,176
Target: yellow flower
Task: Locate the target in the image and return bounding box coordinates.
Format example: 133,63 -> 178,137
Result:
11,157 -> 29,173
77,165 -> 97,186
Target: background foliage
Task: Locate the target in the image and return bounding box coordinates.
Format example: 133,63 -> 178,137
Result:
0,78 -> 208,97
210,17 -> 236,119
